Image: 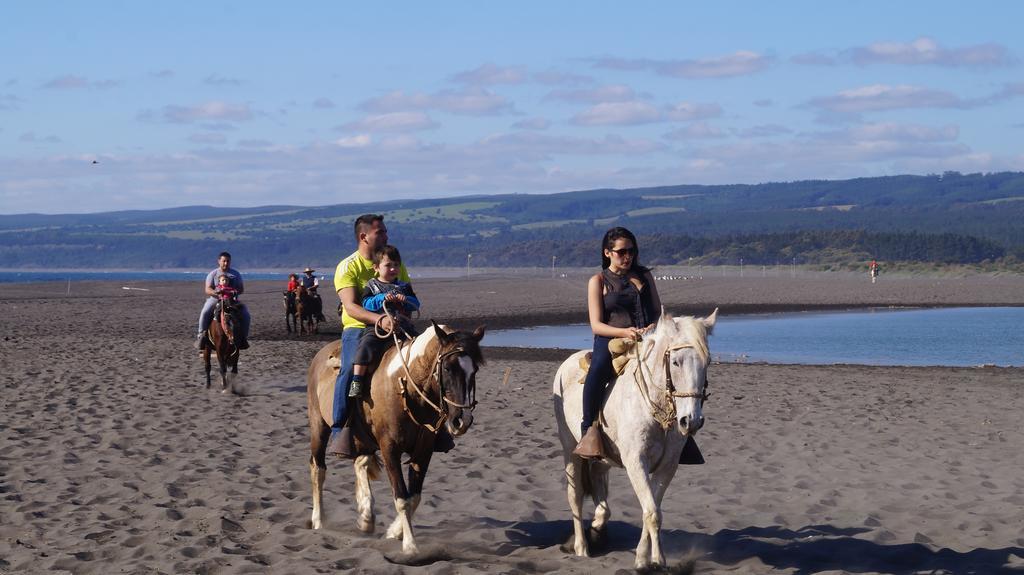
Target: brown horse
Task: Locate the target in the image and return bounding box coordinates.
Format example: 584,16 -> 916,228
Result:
284,290 -> 298,333
296,286 -> 322,335
202,299 -> 241,392
307,321 -> 485,554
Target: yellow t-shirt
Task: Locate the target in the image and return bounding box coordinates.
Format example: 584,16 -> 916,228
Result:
334,250 -> 411,330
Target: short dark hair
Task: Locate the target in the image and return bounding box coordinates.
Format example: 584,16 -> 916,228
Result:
372,244 -> 402,266
353,214 -> 384,242
218,251 -> 231,260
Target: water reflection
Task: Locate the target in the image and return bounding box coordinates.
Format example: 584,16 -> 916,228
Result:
484,307 -> 1024,367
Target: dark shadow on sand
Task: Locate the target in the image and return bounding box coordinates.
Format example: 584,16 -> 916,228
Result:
496,519 -> 1024,574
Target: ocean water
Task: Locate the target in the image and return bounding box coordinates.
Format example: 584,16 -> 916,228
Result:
483,307 -> 1024,367
0,267 -> 484,284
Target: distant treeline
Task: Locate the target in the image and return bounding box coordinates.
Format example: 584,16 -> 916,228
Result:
3,171 -> 1024,270
3,227 -> 1011,270
395,229 -> 1016,268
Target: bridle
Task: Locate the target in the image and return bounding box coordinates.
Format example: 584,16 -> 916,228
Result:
630,340 -> 710,430
378,310 -> 477,434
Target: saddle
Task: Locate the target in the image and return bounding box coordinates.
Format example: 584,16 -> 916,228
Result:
213,299 -> 240,322
577,337 -> 638,383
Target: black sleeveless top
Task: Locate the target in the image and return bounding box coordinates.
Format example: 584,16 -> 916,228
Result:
600,269 -> 658,329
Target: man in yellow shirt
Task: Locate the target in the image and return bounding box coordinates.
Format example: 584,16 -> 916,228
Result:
325,214 -> 454,457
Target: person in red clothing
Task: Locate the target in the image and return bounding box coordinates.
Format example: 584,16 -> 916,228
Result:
216,273 -> 239,301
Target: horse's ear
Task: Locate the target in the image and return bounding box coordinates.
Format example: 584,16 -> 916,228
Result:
702,308 -> 719,334
472,325 -> 486,342
432,320 -> 452,344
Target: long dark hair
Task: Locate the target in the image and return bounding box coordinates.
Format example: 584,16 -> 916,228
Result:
600,227 -> 649,273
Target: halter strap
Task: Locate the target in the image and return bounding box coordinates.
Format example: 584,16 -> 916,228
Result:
628,341 -> 709,429
387,316 -> 476,434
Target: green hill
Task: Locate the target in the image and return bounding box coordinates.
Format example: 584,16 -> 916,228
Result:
2,172 -> 1022,269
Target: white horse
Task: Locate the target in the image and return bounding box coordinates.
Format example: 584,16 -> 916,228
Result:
552,309 -> 717,569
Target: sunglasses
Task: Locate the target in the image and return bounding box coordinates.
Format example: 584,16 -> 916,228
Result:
608,247 -> 635,256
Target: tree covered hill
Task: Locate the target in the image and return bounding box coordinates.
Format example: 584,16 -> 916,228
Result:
2,172 -> 1022,269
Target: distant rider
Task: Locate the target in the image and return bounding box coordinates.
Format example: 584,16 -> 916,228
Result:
195,251 -> 250,349
300,267 -> 320,293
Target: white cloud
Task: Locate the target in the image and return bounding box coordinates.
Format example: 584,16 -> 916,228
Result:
334,134 -> 372,148
738,124 -> 793,138
848,37 -> 1015,68
594,50 -> 772,78
533,69 -> 594,86
188,132 -> 228,145
361,87 -> 514,116
664,122 -> 726,140
511,117 -> 550,130
203,74 -> 243,86
41,75 -> 118,90
665,102 -> 722,121
451,63 -> 528,85
795,38 -> 1015,69
807,84 -> 966,114
138,101 -> 255,124
571,101 -> 661,126
544,84 -> 639,104
338,112 -> 438,133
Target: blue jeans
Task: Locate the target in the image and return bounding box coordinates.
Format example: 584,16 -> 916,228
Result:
581,335 -> 614,433
198,297 -> 251,340
330,327 -> 362,435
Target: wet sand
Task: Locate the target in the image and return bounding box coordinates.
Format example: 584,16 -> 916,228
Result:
1,273 -> 1022,573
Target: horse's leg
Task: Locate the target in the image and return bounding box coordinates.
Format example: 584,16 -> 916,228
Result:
622,455 -> 662,569
565,457 -> 590,557
309,422 -> 330,530
386,453 -> 429,540
380,444 -> 417,554
218,348 -> 230,393
202,348 -> 212,388
354,455 -> 376,533
588,461 -> 611,550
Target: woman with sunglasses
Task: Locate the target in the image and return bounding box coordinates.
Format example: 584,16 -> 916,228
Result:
573,227 -> 660,458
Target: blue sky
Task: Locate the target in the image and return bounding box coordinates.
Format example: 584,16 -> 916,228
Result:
2,1 -> 1022,214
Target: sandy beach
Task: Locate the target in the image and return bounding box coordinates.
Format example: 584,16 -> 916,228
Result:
1,273 -> 1023,574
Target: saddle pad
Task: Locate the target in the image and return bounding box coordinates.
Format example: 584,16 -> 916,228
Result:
576,337 -> 637,383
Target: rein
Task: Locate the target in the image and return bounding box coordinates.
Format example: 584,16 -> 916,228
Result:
629,340 -> 709,430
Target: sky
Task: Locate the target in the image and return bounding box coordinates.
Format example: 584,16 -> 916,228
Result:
2,1 -> 1023,214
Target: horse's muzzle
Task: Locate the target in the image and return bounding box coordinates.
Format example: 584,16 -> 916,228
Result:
679,415 -> 704,435
448,413 -> 473,436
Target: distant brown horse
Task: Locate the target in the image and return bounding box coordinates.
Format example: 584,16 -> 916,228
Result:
296,286 -> 322,335
202,299 -> 241,392
284,290 -> 298,333
307,321 -> 485,554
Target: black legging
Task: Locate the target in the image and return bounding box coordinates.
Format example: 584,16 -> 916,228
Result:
581,335 -> 615,433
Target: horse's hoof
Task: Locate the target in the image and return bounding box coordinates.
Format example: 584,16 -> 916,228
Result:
357,515 -> 375,533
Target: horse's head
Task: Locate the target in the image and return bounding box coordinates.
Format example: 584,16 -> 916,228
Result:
649,308 -> 717,436
431,320 -> 486,437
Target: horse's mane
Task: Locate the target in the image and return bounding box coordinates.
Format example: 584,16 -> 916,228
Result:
397,324 -> 486,381
648,314 -> 710,365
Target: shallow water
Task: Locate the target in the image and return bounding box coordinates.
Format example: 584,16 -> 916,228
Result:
484,307 -> 1024,367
